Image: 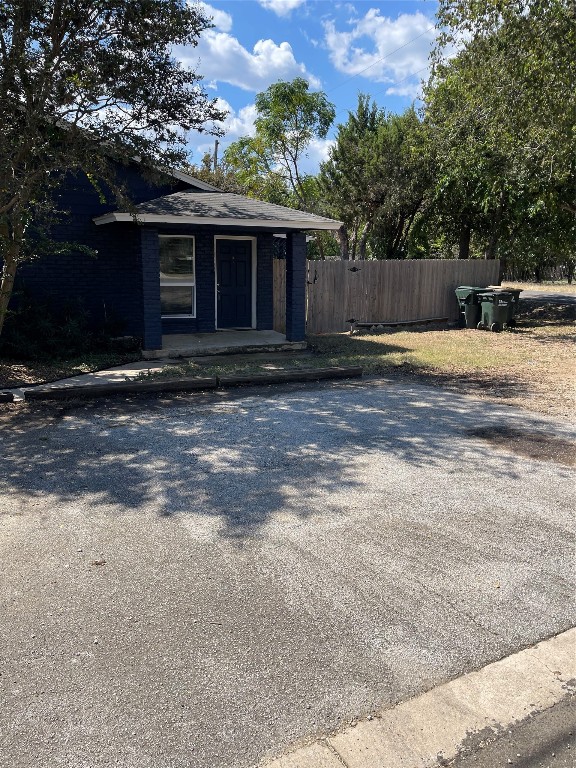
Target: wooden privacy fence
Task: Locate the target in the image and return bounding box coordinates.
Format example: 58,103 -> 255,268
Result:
273,258 -> 500,335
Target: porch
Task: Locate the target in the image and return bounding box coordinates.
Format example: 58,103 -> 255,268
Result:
142,329 -> 308,360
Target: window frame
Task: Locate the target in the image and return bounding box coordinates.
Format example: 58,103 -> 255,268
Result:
159,235 -> 196,319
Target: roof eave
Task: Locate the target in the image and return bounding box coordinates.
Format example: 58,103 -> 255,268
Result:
93,212 -> 342,231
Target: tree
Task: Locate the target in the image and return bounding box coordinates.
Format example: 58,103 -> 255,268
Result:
223,78 -> 335,209
0,0 -> 226,336
183,152 -> 248,196
319,97 -> 429,260
222,136 -> 292,206
423,0 -> 576,271
422,60 -> 514,261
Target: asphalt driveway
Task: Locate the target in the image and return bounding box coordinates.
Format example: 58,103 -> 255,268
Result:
1,379 -> 575,768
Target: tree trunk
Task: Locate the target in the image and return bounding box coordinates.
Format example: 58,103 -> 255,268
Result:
350,222 -> 359,261
458,219 -> 472,259
485,194 -> 505,261
485,211 -> 504,281
337,225 -> 350,261
0,246 -> 18,338
390,217 -> 405,259
485,229 -> 500,260
398,206 -> 420,257
357,221 -> 371,261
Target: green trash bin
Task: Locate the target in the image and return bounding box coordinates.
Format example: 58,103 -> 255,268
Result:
489,288 -> 521,326
455,286 -> 490,328
477,291 -> 513,332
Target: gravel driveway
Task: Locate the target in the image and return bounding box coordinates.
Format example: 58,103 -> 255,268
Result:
1,379 -> 575,768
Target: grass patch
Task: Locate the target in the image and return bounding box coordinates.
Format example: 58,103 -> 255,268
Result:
2,299 -> 572,419
128,299 -> 574,418
309,300 -> 574,376
502,281 -> 576,294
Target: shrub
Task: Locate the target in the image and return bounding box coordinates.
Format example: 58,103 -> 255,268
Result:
0,293 -> 139,360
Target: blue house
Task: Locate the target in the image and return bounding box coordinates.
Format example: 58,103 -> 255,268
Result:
18,162 -> 341,353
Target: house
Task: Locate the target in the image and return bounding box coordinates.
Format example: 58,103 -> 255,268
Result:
17,162 -> 341,352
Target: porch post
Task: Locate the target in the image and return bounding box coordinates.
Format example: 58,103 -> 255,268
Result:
285,231 -> 307,342
141,228 -> 162,350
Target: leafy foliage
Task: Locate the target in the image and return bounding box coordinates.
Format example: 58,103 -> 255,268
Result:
423,0 -> 576,269
223,78 -> 335,209
0,0 -> 226,335
319,97 -> 429,260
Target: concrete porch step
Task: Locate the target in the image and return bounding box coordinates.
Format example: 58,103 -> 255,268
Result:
142,331 -> 308,360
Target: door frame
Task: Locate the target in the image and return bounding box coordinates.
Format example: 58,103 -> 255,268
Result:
214,235 -> 257,330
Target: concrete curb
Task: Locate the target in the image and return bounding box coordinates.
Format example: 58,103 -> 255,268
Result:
24,376 -> 218,401
22,367 -> 363,401
261,628 -> 576,768
219,367 -> 363,388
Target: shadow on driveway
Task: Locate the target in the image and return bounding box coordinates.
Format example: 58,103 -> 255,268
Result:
2,380 -> 574,539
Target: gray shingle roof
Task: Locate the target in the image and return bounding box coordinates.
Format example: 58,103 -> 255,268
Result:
94,190 -> 342,230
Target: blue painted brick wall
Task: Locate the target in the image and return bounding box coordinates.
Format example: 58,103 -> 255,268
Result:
285,232 -> 307,342
159,228 -> 274,336
15,162 -> 279,345
257,234 -> 274,331
16,163 -> 187,342
141,228 -> 162,349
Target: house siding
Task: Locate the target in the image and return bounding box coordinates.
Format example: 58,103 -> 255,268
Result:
285,232 -> 307,342
13,164 -> 290,350
256,234 -> 274,331
15,164 -> 187,342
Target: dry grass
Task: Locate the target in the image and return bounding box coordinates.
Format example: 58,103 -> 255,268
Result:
1,299 -> 573,420
308,300 -> 575,418
501,281 -> 576,294
130,300 -> 574,419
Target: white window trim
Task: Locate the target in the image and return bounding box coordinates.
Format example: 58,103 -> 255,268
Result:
159,235 -> 196,319
214,236 -> 257,330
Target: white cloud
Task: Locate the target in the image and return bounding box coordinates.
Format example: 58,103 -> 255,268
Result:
299,137 -> 335,174
219,100 -> 258,140
324,10 -> 436,93
197,1 -> 233,32
257,0 -> 306,17
186,99 -> 257,163
181,31 -> 320,92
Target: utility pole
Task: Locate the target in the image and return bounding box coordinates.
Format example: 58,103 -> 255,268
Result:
213,139 -> 219,171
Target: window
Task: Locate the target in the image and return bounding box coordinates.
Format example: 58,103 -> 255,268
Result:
159,236 -> 195,317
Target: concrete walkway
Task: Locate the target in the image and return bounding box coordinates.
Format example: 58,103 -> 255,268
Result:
264,629 -> 575,767
4,350 -> 316,402
5,359 -> 180,401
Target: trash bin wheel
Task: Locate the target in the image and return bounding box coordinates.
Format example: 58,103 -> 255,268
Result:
477,322 -> 484,330
490,322 -> 502,333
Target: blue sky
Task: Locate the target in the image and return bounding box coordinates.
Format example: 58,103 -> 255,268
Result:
179,0 -> 440,172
